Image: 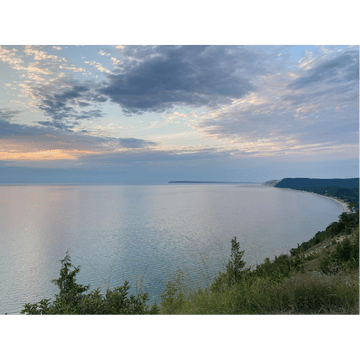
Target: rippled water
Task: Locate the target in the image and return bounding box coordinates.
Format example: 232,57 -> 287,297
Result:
0,184 -> 344,314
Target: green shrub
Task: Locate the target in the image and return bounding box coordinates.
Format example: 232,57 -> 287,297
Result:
318,250 -> 337,275
21,252 -> 159,315
334,238 -> 352,263
319,235 -> 359,274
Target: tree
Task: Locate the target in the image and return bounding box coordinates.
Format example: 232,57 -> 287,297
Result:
227,237 -> 247,283
339,212 -> 349,224
51,252 -> 89,313
334,238 -> 352,263
211,237 -> 249,292
21,252 -> 159,314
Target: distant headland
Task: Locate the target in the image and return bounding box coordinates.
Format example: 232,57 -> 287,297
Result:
263,178 -> 359,189
262,177 -> 359,212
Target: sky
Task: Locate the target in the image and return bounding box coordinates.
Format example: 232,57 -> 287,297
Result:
0,44 -> 358,183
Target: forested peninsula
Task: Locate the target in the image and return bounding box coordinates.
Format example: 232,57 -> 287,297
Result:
263,177 -> 359,211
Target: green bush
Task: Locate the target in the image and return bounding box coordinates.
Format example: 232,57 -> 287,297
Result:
334,238 -> 352,262
318,234 -> 359,274
21,252 -> 159,315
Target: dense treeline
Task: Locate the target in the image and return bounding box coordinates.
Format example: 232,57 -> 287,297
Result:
289,210 -> 359,256
303,186 -> 358,211
274,178 -> 359,211
275,178 -> 359,189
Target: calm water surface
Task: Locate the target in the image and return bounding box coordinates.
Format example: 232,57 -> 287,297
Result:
0,184 -> 344,314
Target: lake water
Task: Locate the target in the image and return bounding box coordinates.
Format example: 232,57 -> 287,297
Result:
0,184 -> 344,314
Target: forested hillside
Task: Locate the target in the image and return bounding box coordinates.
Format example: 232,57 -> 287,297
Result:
273,178 -> 359,211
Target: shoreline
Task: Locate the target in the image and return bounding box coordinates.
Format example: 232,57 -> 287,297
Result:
271,186 -> 351,214
311,193 -> 351,213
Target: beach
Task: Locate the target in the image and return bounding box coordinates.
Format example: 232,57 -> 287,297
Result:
269,186 -> 352,214
315,194 -> 351,213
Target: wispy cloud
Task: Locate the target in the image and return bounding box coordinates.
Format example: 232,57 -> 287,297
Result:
118,138 -> 157,148
192,48 -> 359,159
84,60 -> 112,74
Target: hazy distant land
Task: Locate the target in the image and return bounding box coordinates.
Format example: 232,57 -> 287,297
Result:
168,181 -> 258,184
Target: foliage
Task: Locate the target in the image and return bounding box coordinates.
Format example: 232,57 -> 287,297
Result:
318,251 -> 335,275
160,225 -> 359,314
246,252 -> 306,286
319,232 -> 359,275
274,179 -> 359,211
160,278 -> 185,315
210,237 -> 250,292
290,209 -> 359,257
161,271 -> 359,315
306,186 -> 359,211
21,252 -> 159,315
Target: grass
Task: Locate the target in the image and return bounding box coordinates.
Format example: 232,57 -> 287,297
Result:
159,226 -> 359,315
160,269 -> 359,315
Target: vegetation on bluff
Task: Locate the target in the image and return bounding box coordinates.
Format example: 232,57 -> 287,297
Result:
289,210 -> 358,256
160,231 -> 358,315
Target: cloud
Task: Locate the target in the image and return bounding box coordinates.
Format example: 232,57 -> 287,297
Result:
0,46 -> 22,66
33,81 -> 106,128
282,50 -> 359,117
97,45 -> 267,115
34,109 -> 103,132
0,108 -> 20,121
0,46 -> 295,133
192,48 -> 359,159
84,60 -> 112,74
23,45 -> 59,61
0,111 -> 241,167
1,45 -> 86,81
118,138 -> 157,148
1,46 -> 106,129
36,120 -> 78,131
75,145 -> 237,169
0,111 -> 110,149
99,50 -> 110,56
0,114 -> 52,139
288,50 -> 359,90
